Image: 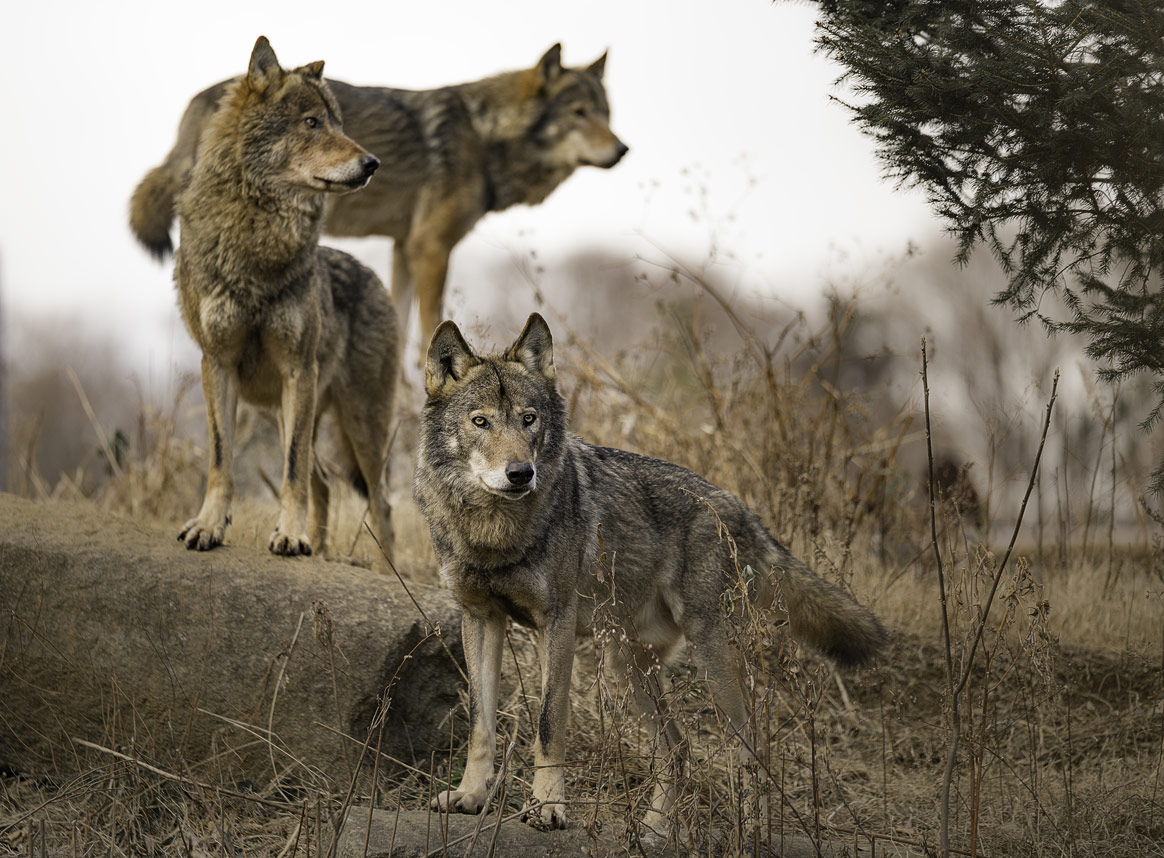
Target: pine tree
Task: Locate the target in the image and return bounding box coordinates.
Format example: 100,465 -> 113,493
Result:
814,0 -> 1164,490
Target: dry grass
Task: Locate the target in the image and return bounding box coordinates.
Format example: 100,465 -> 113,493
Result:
3,285 -> 1163,857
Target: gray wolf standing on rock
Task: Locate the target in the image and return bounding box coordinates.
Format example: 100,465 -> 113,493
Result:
174,36 -> 398,562
414,313 -> 886,833
130,44 -> 628,356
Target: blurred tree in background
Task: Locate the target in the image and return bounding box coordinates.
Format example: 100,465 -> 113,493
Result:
812,0 -> 1164,490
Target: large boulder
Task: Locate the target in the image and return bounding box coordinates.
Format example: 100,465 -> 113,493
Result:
0,494 -> 464,791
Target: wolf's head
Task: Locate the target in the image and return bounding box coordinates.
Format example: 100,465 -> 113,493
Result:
420,314 -> 566,502
212,36 -> 380,194
474,44 -> 627,175
525,44 -> 629,171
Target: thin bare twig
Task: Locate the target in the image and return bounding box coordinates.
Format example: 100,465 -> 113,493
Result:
269,611 -> 307,790
363,521 -> 468,684
67,367 -> 124,481
68,738 -> 298,811
926,339 -> 1060,858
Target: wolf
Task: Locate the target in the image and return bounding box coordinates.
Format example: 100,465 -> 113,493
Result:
130,44 -> 628,354
414,314 -> 886,833
174,36 -> 398,563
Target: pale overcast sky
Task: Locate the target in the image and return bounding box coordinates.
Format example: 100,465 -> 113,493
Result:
1,0 -> 936,375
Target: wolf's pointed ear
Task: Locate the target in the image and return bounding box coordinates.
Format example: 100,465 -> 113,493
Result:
247,36 -> 283,92
534,43 -> 564,89
300,60 -> 325,80
505,313 -> 556,382
426,321 -> 479,396
587,51 -> 608,81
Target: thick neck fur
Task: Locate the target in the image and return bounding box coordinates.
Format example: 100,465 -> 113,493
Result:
417,433 -> 569,571
179,79 -> 324,298
481,138 -> 574,211
420,463 -> 561,570
453,69 -> 535,141
453,71 -> 575,212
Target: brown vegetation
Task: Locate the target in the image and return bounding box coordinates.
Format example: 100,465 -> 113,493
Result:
2,253 -> 1162,856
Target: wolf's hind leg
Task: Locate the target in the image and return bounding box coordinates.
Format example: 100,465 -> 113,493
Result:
334,394 -> 394,567
389,244 -> 415,350
684,612 -> 771,830
309,459 -> 330,554
605,639 -> 686,839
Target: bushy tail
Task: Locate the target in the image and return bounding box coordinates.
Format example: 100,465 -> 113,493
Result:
769,543 -> 886,667
128,79 -> 233,261
128,162 -> 182,260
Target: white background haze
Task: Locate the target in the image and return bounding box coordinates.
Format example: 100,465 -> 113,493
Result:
1,0 -> 937,381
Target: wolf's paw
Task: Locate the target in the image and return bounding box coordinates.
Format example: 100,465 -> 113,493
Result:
179,518 -> 226,551
268,530 -> 312,557
431,789 -> 488,815
523,798 -> 567,830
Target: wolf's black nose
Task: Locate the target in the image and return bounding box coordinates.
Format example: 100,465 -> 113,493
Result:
361,154 -> 380,176
506,462 -> 534,486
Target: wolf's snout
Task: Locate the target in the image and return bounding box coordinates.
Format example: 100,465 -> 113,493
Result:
360,154 -> 380,177
506,462 -> 535,486
594,140 -> 628,169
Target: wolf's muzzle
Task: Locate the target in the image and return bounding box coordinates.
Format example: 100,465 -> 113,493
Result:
594,141 -> 629,168
506,462 -> 535,486
360,154 -> 380,178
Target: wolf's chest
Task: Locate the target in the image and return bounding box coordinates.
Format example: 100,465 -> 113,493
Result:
184,284 -> 321,408
233,334 -> 288,405
445,560 -> 556,628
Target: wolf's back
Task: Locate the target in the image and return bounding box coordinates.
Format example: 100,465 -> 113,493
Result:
770,544 -> 886,666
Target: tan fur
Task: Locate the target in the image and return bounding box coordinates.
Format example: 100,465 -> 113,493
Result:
130,44 -> 627,357
175,36 -> 398,563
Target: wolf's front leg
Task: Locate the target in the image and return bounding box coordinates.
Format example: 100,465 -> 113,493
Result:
269,359 -> 318,556
526,605 -> 577,830
180,355 -> 239,550
433,607 -> 505,815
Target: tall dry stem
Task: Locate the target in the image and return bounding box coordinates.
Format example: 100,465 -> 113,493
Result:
924,337 -> 1060,858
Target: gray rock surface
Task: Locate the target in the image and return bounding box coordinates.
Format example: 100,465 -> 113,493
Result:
338,807 -> 619,858
336,807 -> 922,857
0,493 -> 464,790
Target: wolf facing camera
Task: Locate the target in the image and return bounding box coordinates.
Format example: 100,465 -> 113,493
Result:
414,313 -> 886,833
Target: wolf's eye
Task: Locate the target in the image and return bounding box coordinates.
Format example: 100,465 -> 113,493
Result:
573,106 -> 587,118
472,415 -> 489,428
522,413 -> 537,426
304,116 -> 320,129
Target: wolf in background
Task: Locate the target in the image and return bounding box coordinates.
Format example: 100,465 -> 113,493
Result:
174,36 -> 398,562
414,313 -> 886,832
130,44 -> 628,355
